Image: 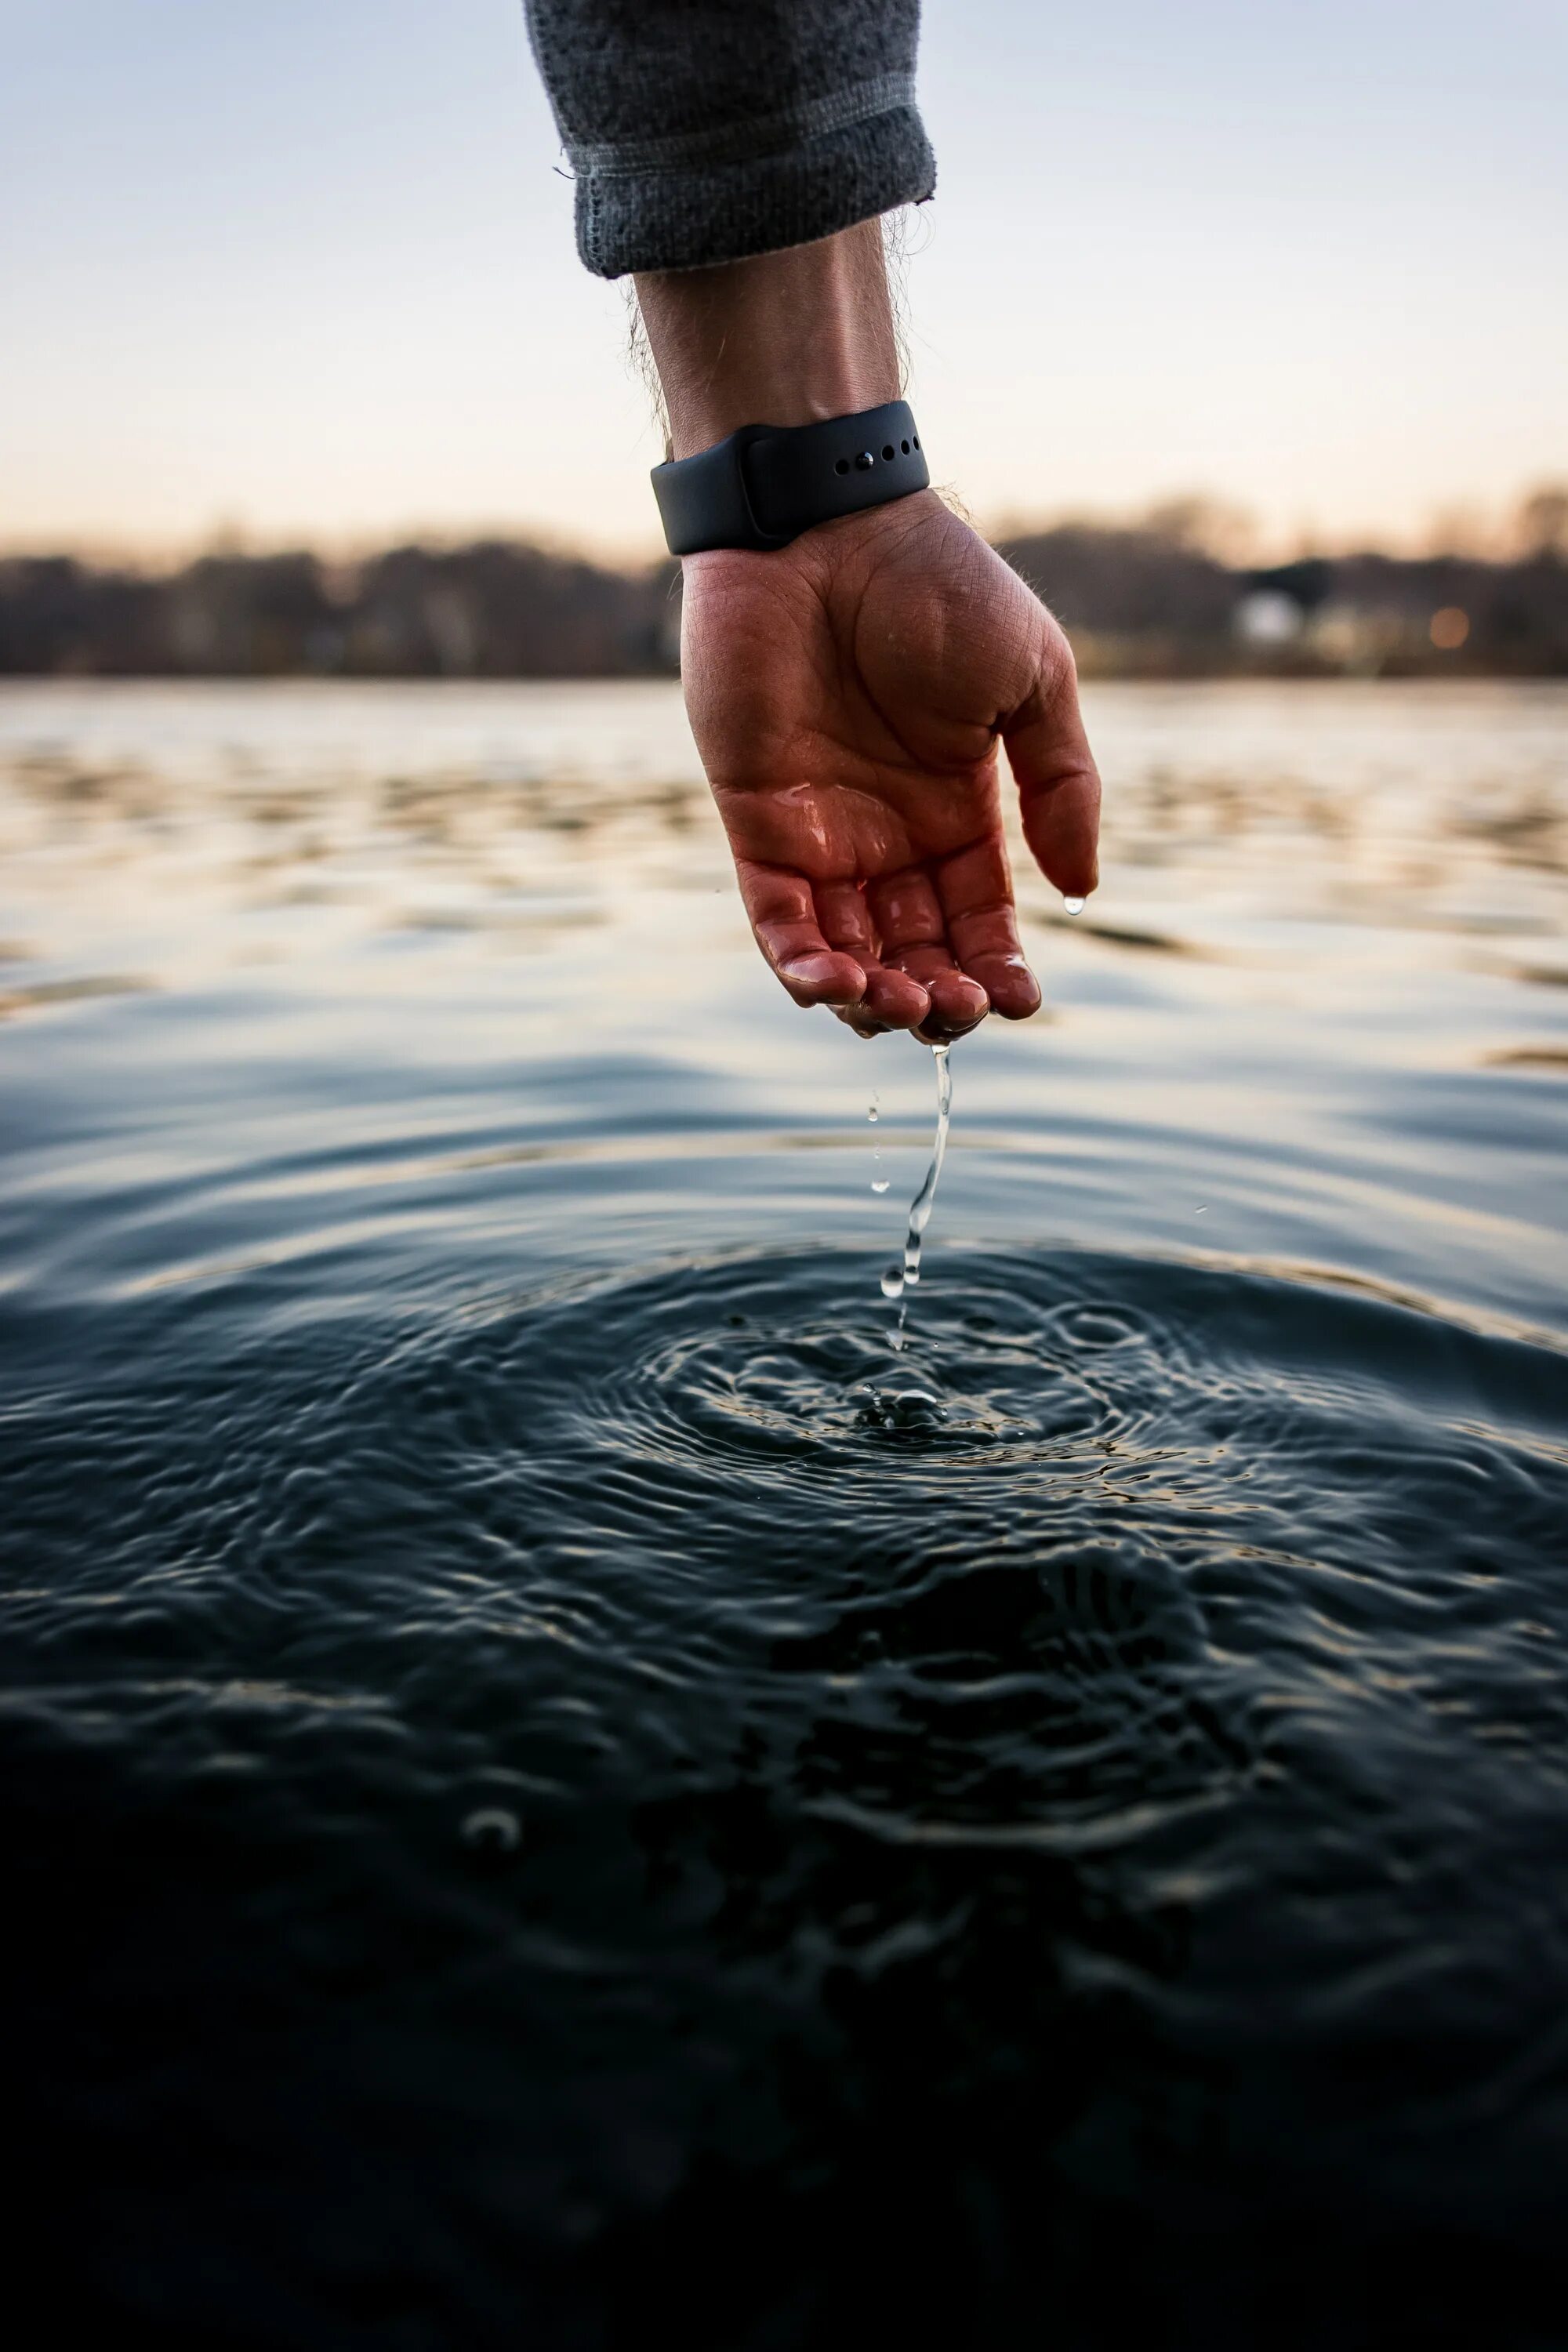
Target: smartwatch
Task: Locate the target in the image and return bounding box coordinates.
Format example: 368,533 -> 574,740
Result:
652,400 -> 930,556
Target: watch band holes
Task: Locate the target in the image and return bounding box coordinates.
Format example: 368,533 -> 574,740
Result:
882,444 -> 895,460
901,439 -> 910,454
833,458 -> 850,476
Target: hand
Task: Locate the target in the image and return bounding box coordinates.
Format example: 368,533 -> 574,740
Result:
636,220 -> 1101,1039
680,488 -> 1101,1040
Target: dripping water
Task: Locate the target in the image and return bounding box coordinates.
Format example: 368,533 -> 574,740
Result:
885,1042 -> 952,1351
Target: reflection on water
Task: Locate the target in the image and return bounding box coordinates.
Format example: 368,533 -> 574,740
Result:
2,679 -> 1567,2346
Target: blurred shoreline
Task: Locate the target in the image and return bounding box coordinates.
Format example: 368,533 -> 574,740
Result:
4,510 -> 1566,681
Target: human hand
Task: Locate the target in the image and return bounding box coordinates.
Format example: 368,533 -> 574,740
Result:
680,488 -> 1099,1040
637,220 -> 1100,1040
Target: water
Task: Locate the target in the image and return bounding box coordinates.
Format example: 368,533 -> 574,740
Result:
884,1040 -> 953,1348
2,678 -> 1567,2347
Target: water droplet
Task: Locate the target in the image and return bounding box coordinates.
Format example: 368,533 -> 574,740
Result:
880,1267 -> 904,1299
867,1104 -> 879,1123
853,1382 -> 944,1431
885,1388 -> 942,1428
870,1179 -> 890,1194
1063,895 -> 1086,916
461,1806 -> 521,1856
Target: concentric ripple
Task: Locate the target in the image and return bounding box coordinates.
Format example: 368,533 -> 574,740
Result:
5,1243 -> 1568,2344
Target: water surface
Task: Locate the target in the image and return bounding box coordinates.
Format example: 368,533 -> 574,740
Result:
2,680 -> 1566,2347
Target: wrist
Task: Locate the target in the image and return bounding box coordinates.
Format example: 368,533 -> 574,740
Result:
635,220 -> 900,460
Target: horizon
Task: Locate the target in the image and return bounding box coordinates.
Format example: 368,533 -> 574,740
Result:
7,483 -> 1565,578
3,0 -> 1564,559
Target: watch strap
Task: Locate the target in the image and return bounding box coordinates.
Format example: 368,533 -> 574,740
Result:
652,401 -> 929,556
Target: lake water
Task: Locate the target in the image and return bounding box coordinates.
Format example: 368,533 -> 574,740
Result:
3,679 -> 1567,2347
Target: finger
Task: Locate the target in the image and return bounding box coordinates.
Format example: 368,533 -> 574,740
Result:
861,964 -> 931,1026
1003,634 -> 1102,900
880,955 -> 991,1042
866,868 -> 989,1040
934,836 -> 1042,1020
908,966 -> 989,1044
733,858 -> 867,1007
834,1006 -> 892,1040
815,879 -> 931,1033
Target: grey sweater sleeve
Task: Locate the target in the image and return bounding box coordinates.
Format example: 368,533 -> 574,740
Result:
523,2 -> 935,278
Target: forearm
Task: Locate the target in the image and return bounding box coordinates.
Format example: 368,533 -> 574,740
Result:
635,220 -> 901,459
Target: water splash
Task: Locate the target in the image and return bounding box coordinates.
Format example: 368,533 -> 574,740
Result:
890,1042 -> 953,1351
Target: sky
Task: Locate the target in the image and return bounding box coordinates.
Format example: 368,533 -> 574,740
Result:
2,0 -> 1563,561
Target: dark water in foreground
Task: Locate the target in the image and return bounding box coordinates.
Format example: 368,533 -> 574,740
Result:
3,681 -> 1567,2347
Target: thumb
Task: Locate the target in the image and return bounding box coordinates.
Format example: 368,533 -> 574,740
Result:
1001,627 -> 1102,899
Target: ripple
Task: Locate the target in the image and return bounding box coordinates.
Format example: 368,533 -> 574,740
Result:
5,1243 -> 1568,2339
9,1241 -> 1565,1782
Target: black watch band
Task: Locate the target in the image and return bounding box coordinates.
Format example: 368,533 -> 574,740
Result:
651,401 -> 929,556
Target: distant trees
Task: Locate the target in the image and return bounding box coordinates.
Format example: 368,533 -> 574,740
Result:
0,542 -> 680,680
2,501 -> 1565,679
996,488 -> 1568,677
1516,486 -> 1568,560
995,522 -> 1237,662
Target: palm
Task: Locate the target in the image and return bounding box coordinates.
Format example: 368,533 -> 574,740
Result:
681,492 -> 1100,1037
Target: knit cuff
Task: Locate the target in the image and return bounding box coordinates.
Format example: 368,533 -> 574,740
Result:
571,101 -> 935,278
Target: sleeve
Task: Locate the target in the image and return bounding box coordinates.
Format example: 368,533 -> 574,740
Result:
522,1 -> 935,279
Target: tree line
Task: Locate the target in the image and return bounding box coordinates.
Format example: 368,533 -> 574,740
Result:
3,507 -> 1566,679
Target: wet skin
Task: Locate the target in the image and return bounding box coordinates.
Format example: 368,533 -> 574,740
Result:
681,488 -> 1102,1044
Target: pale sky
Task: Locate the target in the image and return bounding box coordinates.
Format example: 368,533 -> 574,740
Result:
2,0 -> 1563,561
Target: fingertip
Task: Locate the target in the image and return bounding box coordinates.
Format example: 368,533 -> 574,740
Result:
1018,771 -> 1102,902
861,965 -> 931,1030
977,956 -> 1042,1019
916,970 -> 990,1042
1035,851 -> 1099,905
934,972 -> 989,1025
833,1002 -> 891,1039
779,950 -> 867,1007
